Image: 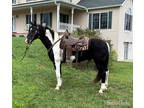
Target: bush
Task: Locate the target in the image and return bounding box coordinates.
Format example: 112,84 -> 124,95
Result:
12,35 -> 16,37
72,28 -> 101,39
19,35 -> 25,37
70,28 -> 117,69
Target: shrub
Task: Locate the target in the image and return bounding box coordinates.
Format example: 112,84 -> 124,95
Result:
19,35 -> 25,37
12,35 -> 16,37
72,28 -> 101,39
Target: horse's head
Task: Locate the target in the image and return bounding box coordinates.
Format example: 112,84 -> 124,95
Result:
25,22 -> 40,44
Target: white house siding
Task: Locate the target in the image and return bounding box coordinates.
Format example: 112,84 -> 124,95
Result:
12,6 -> 58,34
87,7 -> 120,54
74,10 -> 88,29
118,0 -> 133,61
12,5 -> 79,34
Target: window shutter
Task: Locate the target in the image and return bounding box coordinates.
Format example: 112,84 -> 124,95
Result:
124,13 -> 127,30
50,13 -> 52,27
130,15 -> 132,31
40,13 -> 43,25
89,13 -> 92,29
108,11 -> 112,29
26,15 -> 28,24
32,14 -> 36,24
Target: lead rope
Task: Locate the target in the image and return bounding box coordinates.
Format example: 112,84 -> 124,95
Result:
19,35 -> 64,62
19,44 -> 31,62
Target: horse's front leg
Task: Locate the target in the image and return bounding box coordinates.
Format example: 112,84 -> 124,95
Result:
55,59 -> 62,90
52,46 -> 63,90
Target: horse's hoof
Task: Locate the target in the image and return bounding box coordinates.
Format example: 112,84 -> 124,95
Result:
99,89 -> 103,94
55,87 -> 60,90
105,84 -> 108,88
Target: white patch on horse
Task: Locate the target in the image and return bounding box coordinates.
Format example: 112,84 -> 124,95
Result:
70,56 -> 76,61
46,30 -> 54,44
105,70 -> 109,87
106,42 -> 110,53
99,83 -> 107,94
46,30 -> 62,90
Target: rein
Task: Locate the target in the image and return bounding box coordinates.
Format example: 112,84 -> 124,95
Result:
47,35 -> 64,53
19,44 -> 31,62
19,35 -> 64,62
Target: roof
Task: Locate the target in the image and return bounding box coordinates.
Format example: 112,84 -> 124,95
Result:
78,0 -> 126,9
12,0 -> 87,11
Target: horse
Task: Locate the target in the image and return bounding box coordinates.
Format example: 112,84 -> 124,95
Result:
25,23 -> 110,94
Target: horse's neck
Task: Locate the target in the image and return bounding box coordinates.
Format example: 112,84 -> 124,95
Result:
40,36 -> 52,50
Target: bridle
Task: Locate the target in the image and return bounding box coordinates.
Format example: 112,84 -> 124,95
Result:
28,26 -> 40,44
20,26 -> 66,62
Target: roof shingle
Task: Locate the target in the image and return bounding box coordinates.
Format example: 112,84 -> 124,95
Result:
78,0 -> 126,9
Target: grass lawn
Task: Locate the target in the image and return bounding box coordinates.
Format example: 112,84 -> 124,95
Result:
12,37 -> 133,108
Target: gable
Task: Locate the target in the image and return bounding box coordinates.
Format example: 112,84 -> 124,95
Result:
78,0 -> 126,9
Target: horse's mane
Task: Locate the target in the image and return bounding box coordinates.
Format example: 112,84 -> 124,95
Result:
37,25 -> 54,40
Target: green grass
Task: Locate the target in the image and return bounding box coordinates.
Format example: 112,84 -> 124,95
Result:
12,37 -> 133,108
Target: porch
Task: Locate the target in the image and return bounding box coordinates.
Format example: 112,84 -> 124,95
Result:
12,0 -> 86,35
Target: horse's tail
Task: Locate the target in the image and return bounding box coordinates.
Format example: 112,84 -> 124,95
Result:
93,42 -> 110,84
93,72 -> 101,83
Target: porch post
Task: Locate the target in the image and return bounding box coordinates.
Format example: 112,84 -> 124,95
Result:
30,7 -> 33,22
71,8 -> 74,32
57,3 -> 60,32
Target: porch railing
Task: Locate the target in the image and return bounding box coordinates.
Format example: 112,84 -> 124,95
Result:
59,23 -> 80,32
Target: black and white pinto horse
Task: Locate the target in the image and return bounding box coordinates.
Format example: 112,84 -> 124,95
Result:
25,23 -> 110,94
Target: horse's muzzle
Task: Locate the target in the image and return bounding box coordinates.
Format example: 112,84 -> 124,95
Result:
25,39 -> 28,44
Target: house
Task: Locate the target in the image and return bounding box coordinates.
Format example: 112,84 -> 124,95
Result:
12,0 -> 133,61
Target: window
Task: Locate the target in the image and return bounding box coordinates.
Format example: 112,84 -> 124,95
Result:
89,11 -> 112,29
60,13 -> 69,23
12,16 -> 16,32
40,13 -> 52,27
12,0 -> 16,4
100,13 -> 108,29
124,14 -> 132,31
124,8 -> 132,31
26,14 -> 37,24
93,13 -> 99,29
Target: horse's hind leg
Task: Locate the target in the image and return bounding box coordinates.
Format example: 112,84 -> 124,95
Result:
94,61 -> 107,94
105,69 -> 109,88
99,62 -> 109,94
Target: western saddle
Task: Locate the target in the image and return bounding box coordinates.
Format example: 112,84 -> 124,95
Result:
60,31 -> 89,63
